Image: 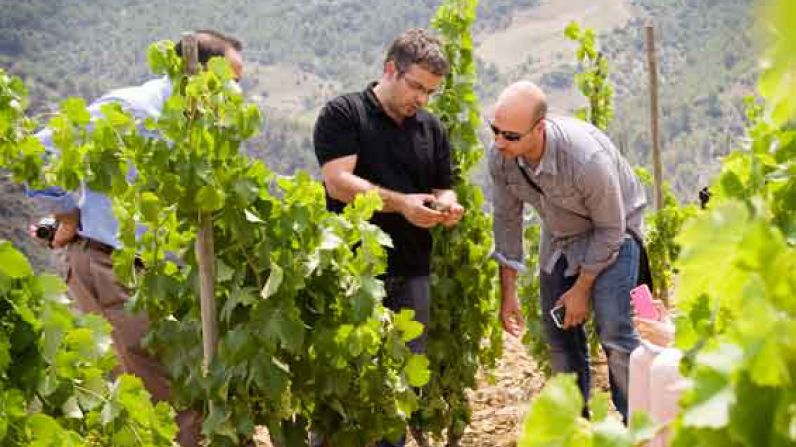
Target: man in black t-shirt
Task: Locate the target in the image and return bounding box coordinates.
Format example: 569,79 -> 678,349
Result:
313,28 -> 464,446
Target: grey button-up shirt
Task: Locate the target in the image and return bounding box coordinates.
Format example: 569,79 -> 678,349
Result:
489,116 -> 647,277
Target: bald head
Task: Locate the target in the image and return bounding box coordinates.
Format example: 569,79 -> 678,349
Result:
494,81 -> 548,126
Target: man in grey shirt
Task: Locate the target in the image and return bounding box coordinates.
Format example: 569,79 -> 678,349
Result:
488,81 -> 646,421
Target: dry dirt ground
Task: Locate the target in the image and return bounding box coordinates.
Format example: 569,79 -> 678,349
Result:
255,334 -> 612,447
407,335 -> 544,447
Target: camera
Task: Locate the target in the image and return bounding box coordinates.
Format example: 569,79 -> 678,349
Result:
35,217 -> 60,243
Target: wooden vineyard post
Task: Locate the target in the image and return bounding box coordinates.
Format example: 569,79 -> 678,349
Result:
646,25 -> 669,303
646,25 -> 664,212
181,33 -> 219,375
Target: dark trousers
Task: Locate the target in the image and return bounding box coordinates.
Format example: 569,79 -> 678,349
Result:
377,275 -> 430,447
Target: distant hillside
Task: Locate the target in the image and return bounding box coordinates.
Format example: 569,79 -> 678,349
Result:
0,0 -> 537,114
1,0 -> 758,270
0,0 -> 538,269
475,0 -> 757,199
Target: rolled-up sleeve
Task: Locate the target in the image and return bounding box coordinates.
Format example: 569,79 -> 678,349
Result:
578,153 -> 625,275
488,151 -> 525,272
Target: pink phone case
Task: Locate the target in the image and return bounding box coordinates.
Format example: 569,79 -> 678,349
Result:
630,284 -> 659,320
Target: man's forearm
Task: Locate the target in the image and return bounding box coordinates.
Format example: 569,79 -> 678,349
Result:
573,269 -> 596,293
499,265 -> 519,302
327,171 -> 405,213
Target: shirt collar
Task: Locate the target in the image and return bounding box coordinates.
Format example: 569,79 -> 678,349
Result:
538,119 -> 558,176
363,81 -> 418,125
364,82 -> 387,116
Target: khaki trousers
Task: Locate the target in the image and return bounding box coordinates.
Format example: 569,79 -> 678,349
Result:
66,239 -> 202,446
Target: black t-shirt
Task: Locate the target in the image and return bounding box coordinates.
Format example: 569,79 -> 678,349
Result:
313,83 -> 453,276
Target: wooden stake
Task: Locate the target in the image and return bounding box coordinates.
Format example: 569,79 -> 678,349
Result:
645,25 -> 669,304
181,33 -> 218,374
646,25 -> 664,212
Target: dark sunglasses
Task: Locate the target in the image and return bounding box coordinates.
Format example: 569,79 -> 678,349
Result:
488,119 -> 540,142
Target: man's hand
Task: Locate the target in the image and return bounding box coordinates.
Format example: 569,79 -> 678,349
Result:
398,193 -> 444,228
500,295 -> 525,337
439,202 -> 465,228
634,317 -> 675,347
431,189 -> 464,228
28,219 -> 78,249
556,284 -> 591,329
29,211 -> 80,249
51,221 -> 78,248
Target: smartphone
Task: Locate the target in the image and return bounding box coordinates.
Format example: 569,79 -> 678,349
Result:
630,284 -> 659,320
550,305 -> 566,329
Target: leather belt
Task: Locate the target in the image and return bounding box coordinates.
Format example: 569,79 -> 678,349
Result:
81,237 -> 116,255
77,236 -> 145,269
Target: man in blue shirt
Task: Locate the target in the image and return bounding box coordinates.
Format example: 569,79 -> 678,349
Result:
28,29 -> 243,447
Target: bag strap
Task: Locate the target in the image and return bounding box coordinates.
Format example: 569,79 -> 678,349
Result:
515,158 -> 545,196
627,228 -> 654,290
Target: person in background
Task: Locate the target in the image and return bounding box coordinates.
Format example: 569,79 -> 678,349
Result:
26,29 -> 244,447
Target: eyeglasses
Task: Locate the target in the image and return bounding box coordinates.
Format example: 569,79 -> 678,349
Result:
401,74 -> 439,98
488,119 -> 542,142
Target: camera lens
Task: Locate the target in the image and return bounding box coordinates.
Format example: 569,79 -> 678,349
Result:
36,225 -> 54,241
35,217 -> 59,242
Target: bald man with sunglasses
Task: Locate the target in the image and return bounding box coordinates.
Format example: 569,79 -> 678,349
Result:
487,81 -> 647,422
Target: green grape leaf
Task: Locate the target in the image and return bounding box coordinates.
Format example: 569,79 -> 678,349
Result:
140,191 -> 161,222
592,418 -> 632,447
261,263 -> 283,300
405,354 -> 431,387
62,396 -> 84,419
589,391 -> 612,422
0,241 -> 33,278
628,411 -> 657,445
519,374 -> 588,447
196,185 -> 225,211
0,337 -> 10,373
61,97 -> 90,126
37,274 -> 69,303
394,309 -> 424,343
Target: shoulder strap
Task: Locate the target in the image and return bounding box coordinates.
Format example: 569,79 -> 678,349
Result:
515,158 -> 545,196
516,157 -> 653,288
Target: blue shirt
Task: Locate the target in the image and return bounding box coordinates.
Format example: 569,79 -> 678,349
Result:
27,77 -> 172,248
